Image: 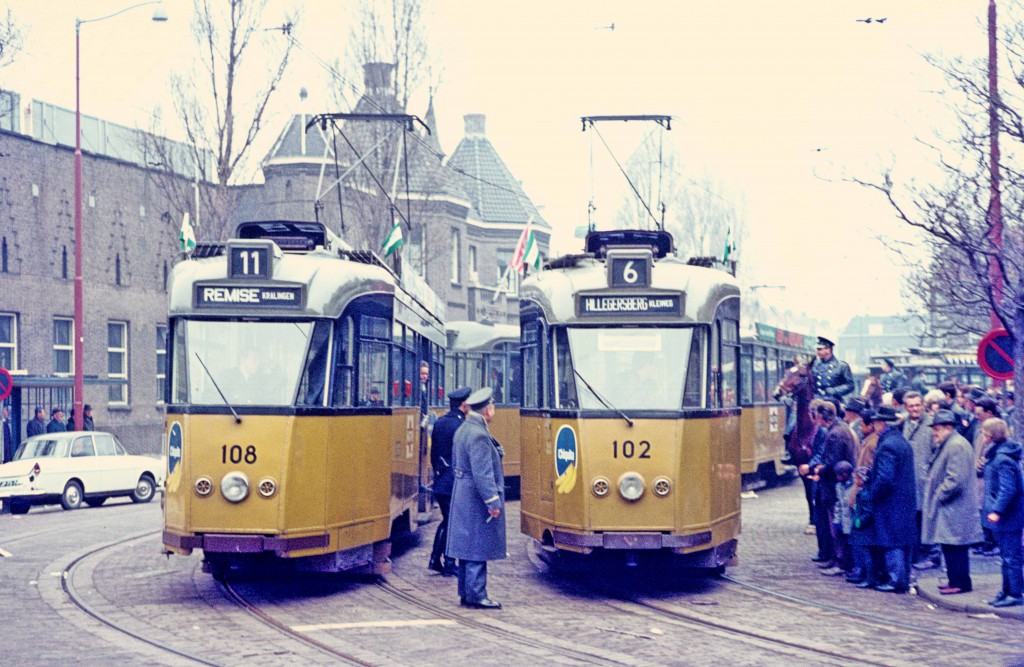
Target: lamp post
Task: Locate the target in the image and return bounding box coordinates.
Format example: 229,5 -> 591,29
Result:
74,2 -> 167,430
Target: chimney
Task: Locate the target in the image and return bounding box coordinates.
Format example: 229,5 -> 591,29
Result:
464,114 -> 486,137
363,62 -> 395,94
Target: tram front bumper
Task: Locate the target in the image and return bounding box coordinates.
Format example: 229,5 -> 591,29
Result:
553,529 -> 712,551
162,531 -> 329,555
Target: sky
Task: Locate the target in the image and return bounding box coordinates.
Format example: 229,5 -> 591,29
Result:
0,0 -> 998,332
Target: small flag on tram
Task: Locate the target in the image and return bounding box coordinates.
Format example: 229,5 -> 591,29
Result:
510,218 -> 541,273
722,219 -> 736,263
179,212 -> 196,254
381,221 -> 404,257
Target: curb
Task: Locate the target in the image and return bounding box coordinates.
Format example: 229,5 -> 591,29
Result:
915,575 -> 1024,621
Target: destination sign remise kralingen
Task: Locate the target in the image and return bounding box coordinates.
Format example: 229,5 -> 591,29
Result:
579,294 -> 680,316
195,284 -> 304,309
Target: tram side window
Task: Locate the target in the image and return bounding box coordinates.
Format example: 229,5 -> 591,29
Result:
720,319 -> 740,408
553,328 -> 578,409
466,353 -> 484,391
487,353 -> 506,403
432,343 -> 445,406
332,316 -> 354,407
740,346 -> 753,407
170,320 -> 187,404
445,353 -> 458,393
297,321 -> 332,406
522,320 -> 544,408
508,350 -> 523,405
766,349 -> 779,401
753,347 -> 766,403
392,322 -> 406,406
708,323 -> 720,408
684,327 -> 706,408
358,315 -> 390,406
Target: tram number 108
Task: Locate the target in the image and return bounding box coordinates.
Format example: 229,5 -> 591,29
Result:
221,444 -> 258,464
612,440 -> 651,459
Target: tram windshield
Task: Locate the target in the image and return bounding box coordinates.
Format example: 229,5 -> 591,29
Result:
565,328 -> 696,411
179,320 -> 317,406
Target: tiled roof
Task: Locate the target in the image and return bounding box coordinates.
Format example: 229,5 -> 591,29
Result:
447,121 -> 549,230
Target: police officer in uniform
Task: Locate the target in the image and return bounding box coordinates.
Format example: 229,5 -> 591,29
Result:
428,386 -> 471,575
811,336 -> 855,401
879,358 -> 908,394
446,387 -> 506,609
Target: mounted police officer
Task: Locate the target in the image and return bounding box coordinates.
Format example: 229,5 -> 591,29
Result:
879,358 -> 908,394
446,387 -> 506,610
428,386 -> 471,576
811,336 -> 855,402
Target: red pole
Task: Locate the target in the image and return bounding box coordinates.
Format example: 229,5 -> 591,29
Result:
988,0 -> 1003,332
73,21 -> 84,431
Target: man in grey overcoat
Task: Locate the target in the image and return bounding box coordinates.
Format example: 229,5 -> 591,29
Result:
446,387 -> 506,609
922,410 -> 983,595
902,391 -> 939,570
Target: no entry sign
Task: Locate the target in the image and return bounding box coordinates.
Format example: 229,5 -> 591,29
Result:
0,368 -> 11,401
977,328 -> 1015,381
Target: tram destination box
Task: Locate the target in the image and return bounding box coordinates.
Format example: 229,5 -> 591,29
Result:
193,283 -> 305,309
576,293 -> 682,317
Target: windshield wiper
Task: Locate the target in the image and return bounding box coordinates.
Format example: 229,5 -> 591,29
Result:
573,367 -> 633,427
194,353 -> 242,424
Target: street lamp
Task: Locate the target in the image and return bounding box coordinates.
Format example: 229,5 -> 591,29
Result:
74,2 -> 167,430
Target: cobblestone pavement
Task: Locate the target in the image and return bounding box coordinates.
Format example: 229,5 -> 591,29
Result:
2,484 -> 1022,666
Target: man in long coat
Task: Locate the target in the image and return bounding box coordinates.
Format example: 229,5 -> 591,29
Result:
902,391 -> 939,570
428,386 -> 471,575
922,410 -> 983,594
446,387 -> 505,609
866,406 -> 917,593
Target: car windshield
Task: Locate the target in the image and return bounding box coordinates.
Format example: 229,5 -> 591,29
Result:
565,328 -> 695,411
15,439 -> 70,460
180,320 -> 316,406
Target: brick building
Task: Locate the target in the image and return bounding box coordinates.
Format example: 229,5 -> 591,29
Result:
0,65 -> 549,454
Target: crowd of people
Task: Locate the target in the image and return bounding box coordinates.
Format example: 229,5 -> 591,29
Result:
795,339 -> 1024,608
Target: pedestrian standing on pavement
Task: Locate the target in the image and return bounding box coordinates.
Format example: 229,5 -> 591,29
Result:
848,409 -> 882,586
446,387 -> 506,610
812,399 -> 857,575
26,407 -> 46,438
921,410 -> 983,595
46,408 -> 66,433
974,397 -> 1001,557
1,406 -> 12,463
980,418 -> 1024,607
865,406 -> 917,593
804,400 -> 831,557
902,391 -> 940,571
828,460 -> 855,577
82,404 -> 95,431
428,386 -> 472,576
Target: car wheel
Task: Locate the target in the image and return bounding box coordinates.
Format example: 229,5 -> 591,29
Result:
9,500 -> 30,515
85,497 -> 107,508
61,481 -> 84,510
131,474 -> 155,504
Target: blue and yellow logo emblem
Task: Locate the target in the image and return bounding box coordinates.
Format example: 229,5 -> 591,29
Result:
554,425 -> 578,494
168,422 -> 183,476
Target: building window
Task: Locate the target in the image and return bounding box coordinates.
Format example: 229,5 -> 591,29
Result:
451,230 -> 461,284
0,313 -> 16,369
407,226 -> 424,276
108,321 -> 128,404
468,246 -> 477,282
156,324 -> 167,402
496,249 -> 518,294
115,254 -> 122,286
61,246 -> 68,280
54,317 -> 73,375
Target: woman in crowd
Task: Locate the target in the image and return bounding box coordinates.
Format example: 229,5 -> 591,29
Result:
980,418 -> 1024,607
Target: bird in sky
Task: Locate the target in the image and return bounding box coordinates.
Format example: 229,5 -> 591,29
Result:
595,22 -> 615,31
856,17 -> 887,23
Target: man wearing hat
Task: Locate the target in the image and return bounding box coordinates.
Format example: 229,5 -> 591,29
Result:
428,386 -> 472,575
811,336 -> 855,402
921,410 -> 983,594
879,359 -> 908,394
864,406 -> 917,593
446,387 -> 506,609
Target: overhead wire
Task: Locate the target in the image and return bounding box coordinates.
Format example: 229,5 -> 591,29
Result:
589,122 -> 661,229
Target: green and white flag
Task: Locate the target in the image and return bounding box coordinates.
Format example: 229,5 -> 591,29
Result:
522,230 -> 541,270
179,212 -> 196,254
381,221 -> 404,257
722,220 -> 735,263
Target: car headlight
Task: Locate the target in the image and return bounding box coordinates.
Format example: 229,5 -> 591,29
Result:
618,472 -> 645,501
653,476 -> 672,497
220,472 -> 250,503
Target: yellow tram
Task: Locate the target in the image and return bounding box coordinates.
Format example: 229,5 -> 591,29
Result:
738,323 -> 811,490
519,229 -> 741,570
444,320 -> 522,496
161,221 -> 446,575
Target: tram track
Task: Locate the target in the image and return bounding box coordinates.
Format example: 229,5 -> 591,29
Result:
59,529 -> 218,666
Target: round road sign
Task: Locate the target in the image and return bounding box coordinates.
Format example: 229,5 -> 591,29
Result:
0,368 -> 11,401
977,328 -> 1015,381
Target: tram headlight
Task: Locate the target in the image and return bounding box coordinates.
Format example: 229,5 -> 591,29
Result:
618,472 -> 645,501
257,477 -> 277,498
194,477 -> 213,496
220,472 -> 250,503
653,476 -> 672,497
592,477 -> 610,497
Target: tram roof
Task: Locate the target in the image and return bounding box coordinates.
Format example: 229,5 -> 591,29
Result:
169,246 -> 444,340
446,320 -> 519,352
521,255 -> 739,325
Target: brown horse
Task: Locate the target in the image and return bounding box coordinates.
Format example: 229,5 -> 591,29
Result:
772,361 -> 815,465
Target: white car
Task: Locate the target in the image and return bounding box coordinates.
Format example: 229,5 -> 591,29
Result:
0,431 -> 165,514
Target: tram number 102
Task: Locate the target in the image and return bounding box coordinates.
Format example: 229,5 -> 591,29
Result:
221,445 -> 257,464
612,440 -> 651,459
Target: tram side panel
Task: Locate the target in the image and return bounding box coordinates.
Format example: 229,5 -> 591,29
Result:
389,408 -> 421,528
519,413 -> 553,544
323,414 -> 392,550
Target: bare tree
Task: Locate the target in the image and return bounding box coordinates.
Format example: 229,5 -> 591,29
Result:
146,0 -> 297,242
0,7 -> 25,119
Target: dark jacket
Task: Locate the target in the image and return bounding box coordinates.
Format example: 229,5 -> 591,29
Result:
816,420 -> 857,503
983,439 -> 1024,533
46,419 -> 66,434
26,418 -> 45,438
866,424 -> 917,548
446,411 -> 506,562
430,408 -> 464,496
811,356 -> 855,400
880,369 -> 908,393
